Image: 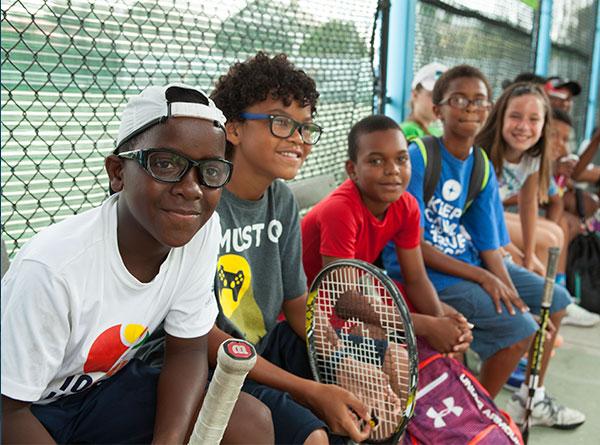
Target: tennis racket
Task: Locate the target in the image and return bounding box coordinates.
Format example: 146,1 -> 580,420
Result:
306,259 -> 418,444
189,339 -> 257,445
521,247 -> 560,444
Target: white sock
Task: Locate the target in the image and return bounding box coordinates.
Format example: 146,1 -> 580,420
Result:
518,383 -> 545,403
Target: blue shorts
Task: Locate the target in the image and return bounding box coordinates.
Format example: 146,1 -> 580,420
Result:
243,321 -> 345,445
438,259 -> 571,361
31,359 -> 159,444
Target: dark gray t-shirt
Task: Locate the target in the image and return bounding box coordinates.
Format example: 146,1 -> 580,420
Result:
215,180 -> 307,352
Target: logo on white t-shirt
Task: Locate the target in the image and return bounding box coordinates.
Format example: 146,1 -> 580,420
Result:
442,180 -> 462,202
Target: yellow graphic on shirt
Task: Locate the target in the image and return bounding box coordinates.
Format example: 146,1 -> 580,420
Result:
217,254 -> 266,344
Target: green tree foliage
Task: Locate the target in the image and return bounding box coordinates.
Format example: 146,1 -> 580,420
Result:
299,20 -> 368,58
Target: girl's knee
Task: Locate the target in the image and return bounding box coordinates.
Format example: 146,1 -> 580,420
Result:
538,226 -> 561,249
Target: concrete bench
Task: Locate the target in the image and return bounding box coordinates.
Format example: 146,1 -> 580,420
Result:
289,173 -> 338,213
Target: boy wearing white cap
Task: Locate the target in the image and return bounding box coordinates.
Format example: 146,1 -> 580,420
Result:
401,62 -> 447,140
1,84 -> 272,444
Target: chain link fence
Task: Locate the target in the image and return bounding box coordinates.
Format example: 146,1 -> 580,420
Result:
1,0 -> 378,256
549,0 -> 599,144
412,0 -> 598,145
413,0 -> 535,99
2,0 -> 599,256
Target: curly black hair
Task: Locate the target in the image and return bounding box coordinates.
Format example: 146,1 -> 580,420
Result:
211,52 -> 319,122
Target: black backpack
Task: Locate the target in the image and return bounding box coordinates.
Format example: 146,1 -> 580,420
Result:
566,189 -> 600,313
413,136 -> 490,211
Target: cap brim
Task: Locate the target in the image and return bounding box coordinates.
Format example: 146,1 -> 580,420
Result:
556,81 -> 581,96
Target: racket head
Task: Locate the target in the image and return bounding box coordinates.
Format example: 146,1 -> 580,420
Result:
306,259 -> 418,444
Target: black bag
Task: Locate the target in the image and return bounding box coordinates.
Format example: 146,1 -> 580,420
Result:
566,189 -> 600,313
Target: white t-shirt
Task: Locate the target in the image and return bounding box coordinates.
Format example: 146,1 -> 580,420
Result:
498,154 -> 540,202
1,194 -> 219,404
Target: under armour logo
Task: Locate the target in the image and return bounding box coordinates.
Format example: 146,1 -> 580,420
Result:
426,397 -> 464,428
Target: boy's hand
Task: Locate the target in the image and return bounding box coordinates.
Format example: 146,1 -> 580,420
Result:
523,253 -> 546,277
555,155 -> 578,178
425,314 -> 473,354
304,380 -> 372,443
478,270 -> 528,315
531,313 -> 557,340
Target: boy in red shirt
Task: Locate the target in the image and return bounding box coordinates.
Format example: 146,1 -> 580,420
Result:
301,115 -> 472,354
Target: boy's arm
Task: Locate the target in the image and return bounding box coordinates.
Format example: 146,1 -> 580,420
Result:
282,292 -> 308,340
545,193 -> 564,223
573,128 -> 600,180
1,396 -> 56,444
207,325 -> 371,443
518,173 -> 545,276
323,254 -> 472,354
394,246 -> 472,353
479,249 -> 528,315
394,244 -> 442,317
152,334 -> 209,444
420,240 -> 526,314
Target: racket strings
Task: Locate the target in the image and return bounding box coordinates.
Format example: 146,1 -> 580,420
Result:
312,266 -> 411,441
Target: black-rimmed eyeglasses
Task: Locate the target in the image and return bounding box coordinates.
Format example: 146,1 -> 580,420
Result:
439,96 -> 492,110
117,148 -> 233,188
240,112 -> 323,145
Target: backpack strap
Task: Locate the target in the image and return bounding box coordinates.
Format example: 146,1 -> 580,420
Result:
415,137 -> 490,212
414,136 -> 441,206
464,147 -> 490,212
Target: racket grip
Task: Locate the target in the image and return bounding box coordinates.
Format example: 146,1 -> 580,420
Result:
189,339 -> 257,445
542,247 -> 560,307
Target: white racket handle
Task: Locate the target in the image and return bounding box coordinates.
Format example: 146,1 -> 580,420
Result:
189,339 -> 257,445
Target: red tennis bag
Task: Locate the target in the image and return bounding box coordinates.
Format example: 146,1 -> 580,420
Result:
404,339 -> 523,445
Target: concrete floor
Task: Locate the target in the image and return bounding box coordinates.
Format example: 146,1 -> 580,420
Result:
496,322 -> 600,445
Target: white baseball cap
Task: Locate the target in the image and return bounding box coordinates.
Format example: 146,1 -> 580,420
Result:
116,83 -> 226,149
412,62 -> 448,91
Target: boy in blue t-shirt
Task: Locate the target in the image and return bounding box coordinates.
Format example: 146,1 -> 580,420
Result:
382,65 -> 584,429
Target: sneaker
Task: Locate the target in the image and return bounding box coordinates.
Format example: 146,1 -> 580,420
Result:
464,348 -> 481,375
562,303 -> 600,327
505,391 -> 586,429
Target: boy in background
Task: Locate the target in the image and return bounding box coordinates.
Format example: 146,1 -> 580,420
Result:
381,65 -> 583,429
209,52 -> 374,444
1,84 -> 271,443
401,62 -> 447,140
301,114 -> 472,356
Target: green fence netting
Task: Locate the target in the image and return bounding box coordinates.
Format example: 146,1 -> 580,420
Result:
549,0 -> 598,145
1,0 -> 379,256
414,0 -> 535,100
2,0 -> 599,257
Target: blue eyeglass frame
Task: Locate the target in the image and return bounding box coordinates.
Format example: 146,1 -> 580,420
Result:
239,112 -> 323,144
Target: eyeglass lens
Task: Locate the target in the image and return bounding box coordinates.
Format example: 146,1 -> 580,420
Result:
270,116 -> 321,144
147,151 -> 230,187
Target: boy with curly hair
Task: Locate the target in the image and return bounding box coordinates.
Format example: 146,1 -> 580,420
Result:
209,52 -> 372,444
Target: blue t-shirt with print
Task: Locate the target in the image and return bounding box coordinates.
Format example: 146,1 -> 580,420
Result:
382,138 -> 510,291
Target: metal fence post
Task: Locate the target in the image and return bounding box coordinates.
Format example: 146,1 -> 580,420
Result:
585,0 -> 600,139
384,0 -> 417,123
534,0 -> 553,76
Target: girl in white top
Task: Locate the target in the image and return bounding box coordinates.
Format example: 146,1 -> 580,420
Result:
476,82 -> 564,276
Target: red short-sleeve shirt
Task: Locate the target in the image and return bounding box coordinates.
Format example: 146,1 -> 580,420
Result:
301,179 -> 421,286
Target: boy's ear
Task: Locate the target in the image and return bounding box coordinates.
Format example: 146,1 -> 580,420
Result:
432,104 -> 443,121
225,121 -> 241,146
345,159 -> 357,180
105,155 -> 125,193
